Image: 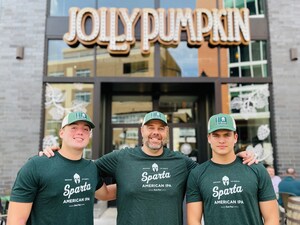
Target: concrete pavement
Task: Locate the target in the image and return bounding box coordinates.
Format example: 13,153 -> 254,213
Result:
94,207 -> 117,225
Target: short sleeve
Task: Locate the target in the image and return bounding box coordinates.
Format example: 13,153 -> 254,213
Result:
10,159 -> 39,202
186,167 -> 202,203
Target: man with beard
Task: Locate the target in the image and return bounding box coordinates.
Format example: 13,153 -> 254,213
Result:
42,111 -> 257,225
95,111 -> 196,225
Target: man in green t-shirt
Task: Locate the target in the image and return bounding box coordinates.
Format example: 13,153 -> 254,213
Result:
7,112 -> 116,225
41,111 -> 257,225
186,113 -> 279,225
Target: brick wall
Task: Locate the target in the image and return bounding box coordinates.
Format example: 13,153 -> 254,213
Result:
0,0 -> 46,194
268,0 -> 300,176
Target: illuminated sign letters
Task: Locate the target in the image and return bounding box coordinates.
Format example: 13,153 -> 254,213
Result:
64,7 -> 250,54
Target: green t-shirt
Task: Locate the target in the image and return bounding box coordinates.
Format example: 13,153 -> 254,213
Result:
186,157 -> 276,225
94,147 -> 197,225
10,152 -> 102,225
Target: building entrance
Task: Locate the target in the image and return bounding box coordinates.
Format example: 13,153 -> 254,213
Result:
101,82 -> 214,207
100,82 -> 214,160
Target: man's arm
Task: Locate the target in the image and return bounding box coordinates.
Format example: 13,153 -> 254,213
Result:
39,146 -> 59,157
95,183 -> 117,201
187,202 -> 203,225
259,200 -> 280,225
7,202 -> 33,225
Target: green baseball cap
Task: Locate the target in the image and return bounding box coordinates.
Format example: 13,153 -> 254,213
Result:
207,113 -> 236,134
61,111 -> 95,129
142,111 -> 167,126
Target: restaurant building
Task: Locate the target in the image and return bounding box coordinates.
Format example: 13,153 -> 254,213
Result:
0,0 -> 299,208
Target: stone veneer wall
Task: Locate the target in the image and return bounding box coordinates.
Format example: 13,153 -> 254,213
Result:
0,0 -> 46,194
268,0 -> 300,176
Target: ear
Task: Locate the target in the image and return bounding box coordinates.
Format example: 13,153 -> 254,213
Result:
234,133 -> 238,144
140,126 -> 143,133
59,128 -> 64,138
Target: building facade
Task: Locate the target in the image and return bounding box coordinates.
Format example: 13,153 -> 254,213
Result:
0,0 -> 299,204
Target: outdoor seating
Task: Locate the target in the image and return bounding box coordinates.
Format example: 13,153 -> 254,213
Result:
279,192 -> 296,225
0,197 -> 9,225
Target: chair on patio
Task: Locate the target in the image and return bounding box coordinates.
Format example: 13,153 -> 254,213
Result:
0,197 -> 9,225
279,192 -> 296,225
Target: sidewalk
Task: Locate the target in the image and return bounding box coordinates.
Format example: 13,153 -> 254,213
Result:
94,207 -> 117,225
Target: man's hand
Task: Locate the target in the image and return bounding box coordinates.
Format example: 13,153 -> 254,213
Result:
38,146 -> 60,157
237,150 -> 259,165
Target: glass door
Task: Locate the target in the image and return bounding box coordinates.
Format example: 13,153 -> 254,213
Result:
158,95 -> 199,161
111,95 -> 200,162
111,96 -> 152,150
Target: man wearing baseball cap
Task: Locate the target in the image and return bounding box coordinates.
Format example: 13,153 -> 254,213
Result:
40,111 -> 257,225
186,113 -> 279,225
94,111 -> 258,225
7,111 -> 116,225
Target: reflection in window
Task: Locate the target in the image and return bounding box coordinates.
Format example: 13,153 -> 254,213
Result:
173,127 -> 198,161
50,0 -> 95,16
112,128 -> 139,150
223,0 -> 265,16
240,45 -> 250,62
96,43 -> 154,77
111,96 -> 152,124
228,41 -> 268,77
97,0 -> 154,10
159,96 -> 197,123
76,69 -> 91,77
230,46 -> 239,63
124,61 -> 149,74
162,43 -> 198,77
43,83 -> 94,158
160,0 -> 196,9
47,40 -> 95,77
221,83 -> 273,165
75,92 -> 91,103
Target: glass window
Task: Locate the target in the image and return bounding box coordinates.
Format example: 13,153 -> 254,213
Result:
160,0 -> 196,8
229,46 -> 239,63
96,43 -> 154,77
112,127 -> 139,150
43,83 -> 94,158
240,45 -> 250,62
50,0 -> 95,16
47,40 -> 95,77
223,0 -> 265,16
162,43 -> 198,77
251,41 -> 261,61
224,0 -> 234,8
97,0 -> 154,10
256,0 -> 265,15
227,40 -> 268,77
111,96 -> 152,124
230,67 -> 239,77
158,96 -> 197,123
221,83 -> 273,165
123,61 -> 149,75
262,41 -> 267,60
172,127 -> 198,161
241,65 -> 251,77
236,0 -> 245,9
